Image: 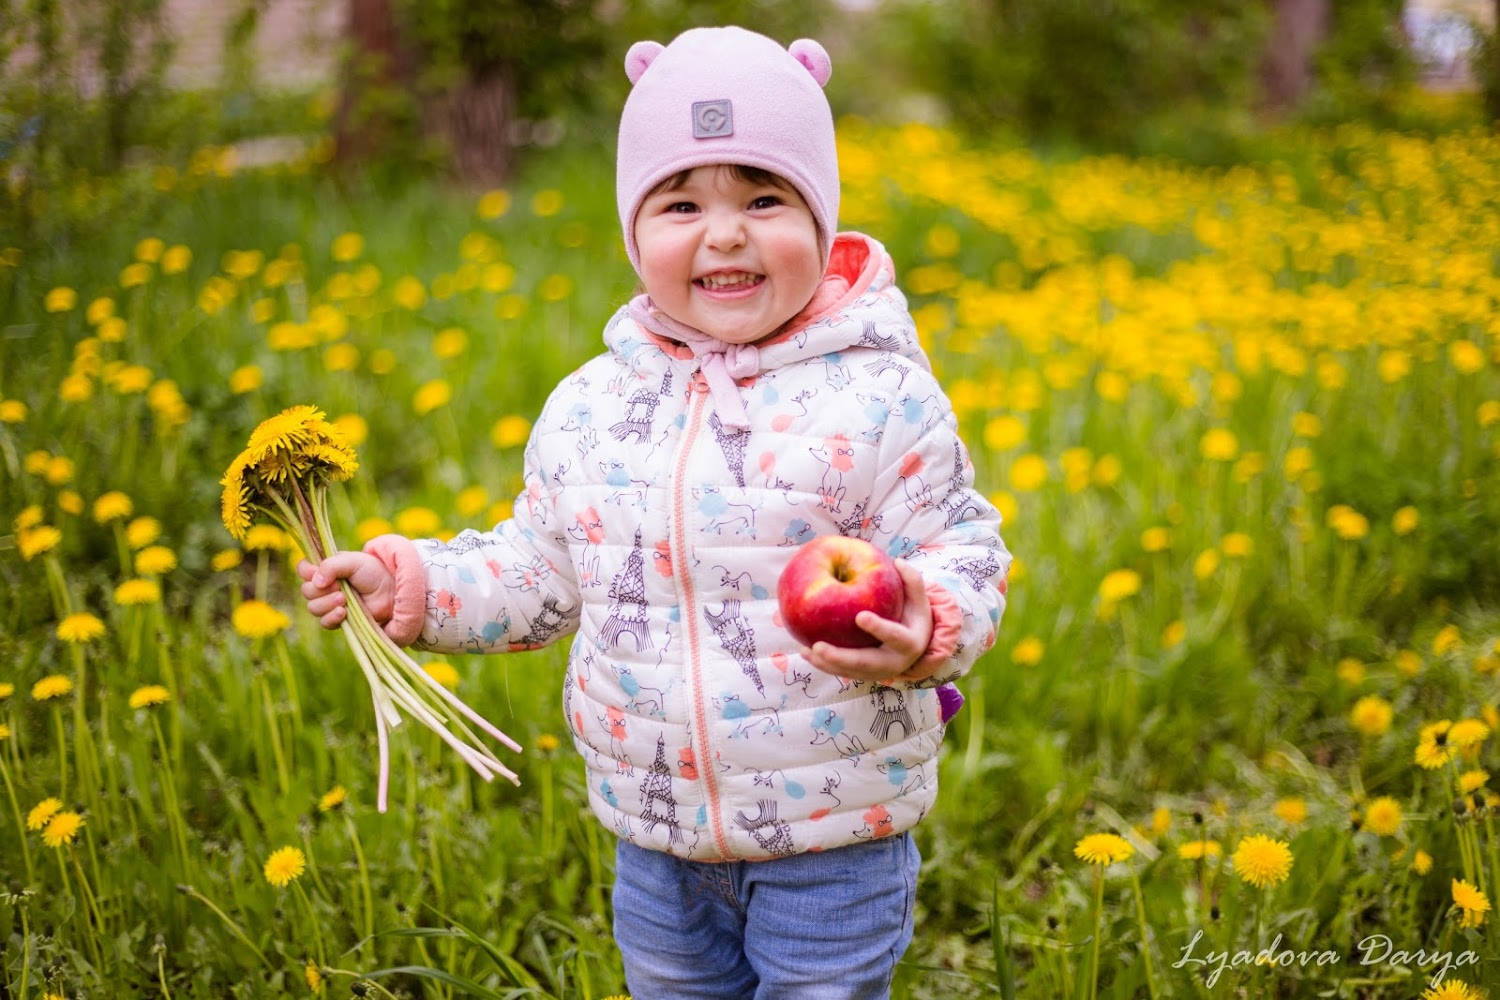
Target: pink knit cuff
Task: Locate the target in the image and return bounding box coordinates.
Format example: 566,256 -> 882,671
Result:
363,534 -> 427,647
915,581 -> 963,673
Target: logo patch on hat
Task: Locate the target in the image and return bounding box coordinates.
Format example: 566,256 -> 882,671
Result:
692,100 -> 733,139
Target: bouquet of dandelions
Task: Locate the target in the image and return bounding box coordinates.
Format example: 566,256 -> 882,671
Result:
220,405 -> 520,811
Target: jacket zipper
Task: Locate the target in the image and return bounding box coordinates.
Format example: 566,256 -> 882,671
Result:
673,371 -> 733,860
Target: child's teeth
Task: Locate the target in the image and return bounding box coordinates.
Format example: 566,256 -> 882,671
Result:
702,273 -> 756,288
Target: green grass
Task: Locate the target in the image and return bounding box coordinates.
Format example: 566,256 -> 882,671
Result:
3,122 -> 1500,997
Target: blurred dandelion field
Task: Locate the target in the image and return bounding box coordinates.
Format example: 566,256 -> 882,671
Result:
4,118 -> 1500,998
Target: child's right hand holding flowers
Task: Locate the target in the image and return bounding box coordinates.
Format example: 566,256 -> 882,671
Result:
297,552 -> 397,631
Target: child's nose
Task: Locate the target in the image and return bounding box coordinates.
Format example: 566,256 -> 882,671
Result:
704,211 -> 746,251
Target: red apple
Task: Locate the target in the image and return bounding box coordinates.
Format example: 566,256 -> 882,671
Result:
777,535 -> 905,649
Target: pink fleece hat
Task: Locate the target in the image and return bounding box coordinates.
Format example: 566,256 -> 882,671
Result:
616,26 -> 838,276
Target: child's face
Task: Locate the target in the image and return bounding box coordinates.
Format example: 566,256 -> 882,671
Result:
634,165 -> 823,345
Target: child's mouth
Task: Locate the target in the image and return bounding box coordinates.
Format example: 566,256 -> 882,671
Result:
695,271 -> 764,292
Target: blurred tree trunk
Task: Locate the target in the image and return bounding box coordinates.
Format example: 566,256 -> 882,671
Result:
333,0 -> 416,169
1260,0 -> 1331,112
433,67 -> 515,188
334,0 -> 515,185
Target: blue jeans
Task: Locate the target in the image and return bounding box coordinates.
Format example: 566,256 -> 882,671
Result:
612,834 -> 921,999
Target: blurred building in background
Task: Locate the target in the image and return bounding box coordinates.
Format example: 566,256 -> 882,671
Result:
1404,0 -> 1494,87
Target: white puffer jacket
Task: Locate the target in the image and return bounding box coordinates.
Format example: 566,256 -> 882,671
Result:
375,234 -> 1009,860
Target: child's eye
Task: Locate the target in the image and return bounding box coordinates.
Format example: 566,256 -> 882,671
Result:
749,195 -> 782,210
666,201 -> 698,214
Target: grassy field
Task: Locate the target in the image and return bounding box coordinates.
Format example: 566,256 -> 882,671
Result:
3,118 -> 1500,998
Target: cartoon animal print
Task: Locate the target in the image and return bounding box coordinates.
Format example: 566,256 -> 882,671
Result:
561,401 -> 599,458
769,387 -> 816,433
734,800 -> 796,858
814,353 -> 855,391
708,412 -> 749,487
599,705 -> 628,758
616,665 -> 667,718
430,529 -> 496,557
696,485 -> 760,537
855,803 -> 895,840
811,435 -> 854,513
704,598 -> 762,695
868,686 -> 914,741
810,707 -> 870,764
780,519 -> 817,547
877,755 -> 927,797
600,530 -> 653,651
462,612 -> 512,653
515,594 -> 574,648
501,553 -> 553,594
567,507 -> 606,588
639,736 -> 681,844
600,459 -> 651,508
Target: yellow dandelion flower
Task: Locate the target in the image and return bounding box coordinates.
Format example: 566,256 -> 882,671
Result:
128,685 -> 171,710
1272,797 -> 1307,825
45,286 -> 77,312
1098,569 -> 1142,603
1421,981 -> 1482,1000
1220,532 -> 1253,558
413,379 -> 452,416
42,810 -> 84,847
1364,796 -> 1402,837
91,490 -> 133,523
134,545 -> 178,576
1150,807 -> 1171,837
125,516 -> 162,549
356,517 -> 395,546
306,960 -> 324,990
233,600 -> 291,640
536,733 -> 562,752
1459,770 -> 1490,795
1451,878 -> 1491,928
1232,833 -> 1293,889
1073,832 -> 1134,866
1413,849 -> 1434,875
263,845 -> 306,887
394,507 -> 441,537
0,398 -> 27,422
318,785 -> 348,812
1161,620 -> 1186,647
1393,506 -> 1420,536
18,524 -> 63,561
243,525 -> 291,552
1199,428 -> 1238,462
477,189 -> 510,219
1350,695 -> 1393,737
1010,636 -> 1044,666
1433,624 -> 1463,656
161,244 -> 192,274
114,578 -> 162,605
0,682 -> 11,699
57,612 -> 106,644
31,674 -> 74,701
1193,549 -> 1220,580
422,661 -> 461,690
229,365 -> 263,394
1396,649 -> 1422,676
0,724 -> 8,741
1177,839 -> 1222,860
211,548 -> 244,572
1336,658 -> 1365,684
27,797 -> 63,830
1449,718 -> 1490,750
1326,504 -> 1370,541
1007,453 -> 1049,492
491,414 -> 532,450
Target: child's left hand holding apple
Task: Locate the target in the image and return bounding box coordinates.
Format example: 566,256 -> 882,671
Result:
800,561 -> 937,682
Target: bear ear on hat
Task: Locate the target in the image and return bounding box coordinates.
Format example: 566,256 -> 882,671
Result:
624,41 -> 664,84
788,39 -> 832,87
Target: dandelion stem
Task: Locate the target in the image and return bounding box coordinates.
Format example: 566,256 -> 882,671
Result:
152,714 -> 191,878
52,704 -> 68,801
294,879 -> 328,967
1086,866 -> 1103,1000
178,884 -> 272,969
0,752 -> 34,881
1130,869 -> 1159,1000
345,811 -> 375,943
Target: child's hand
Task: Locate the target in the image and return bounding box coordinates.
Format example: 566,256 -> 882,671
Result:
296,552 -> 396,630
799,561 -> 938,683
